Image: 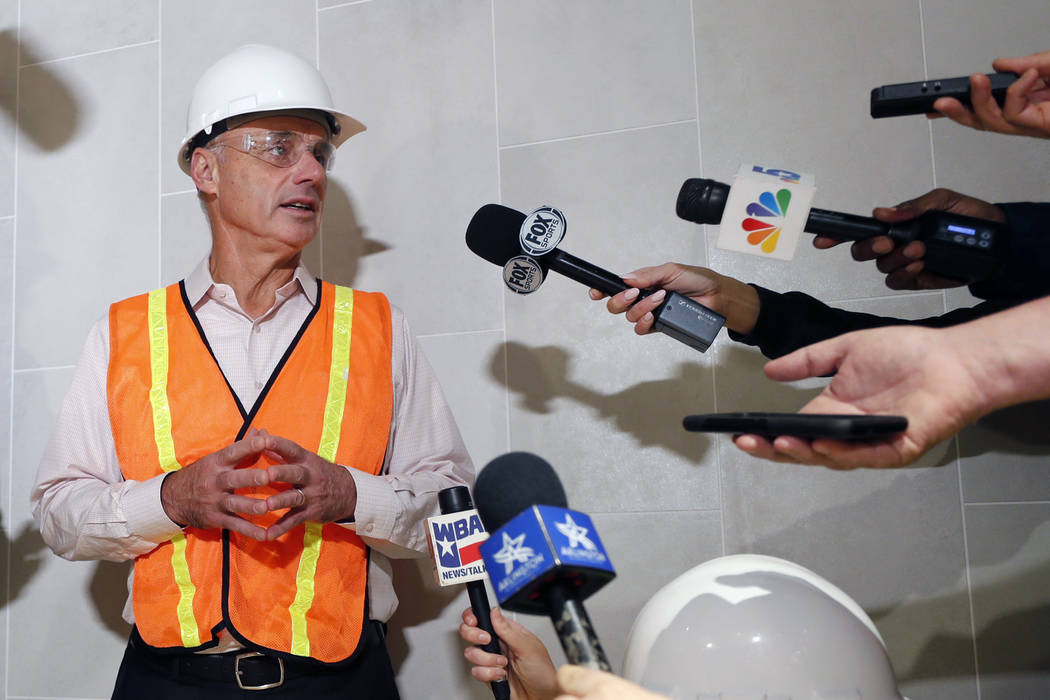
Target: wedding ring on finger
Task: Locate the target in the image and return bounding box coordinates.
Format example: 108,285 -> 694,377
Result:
295,488 -> 306,507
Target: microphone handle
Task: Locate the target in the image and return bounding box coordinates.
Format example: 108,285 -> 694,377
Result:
545,583 -> 612,671
805,207 -> 891,241
467,581 -> 511,700
548,248 -> 633,297
547,248 -> 662,302
547,248 -> 724,353
678,177 -> 906,242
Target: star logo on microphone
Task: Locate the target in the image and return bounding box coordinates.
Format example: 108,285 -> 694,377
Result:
554,514 -> 596,551
741,188 -> 791,254
492,531 -> 536,575
436,537 -> 456,560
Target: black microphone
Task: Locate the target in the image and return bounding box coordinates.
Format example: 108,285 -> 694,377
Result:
466,204 -> 725,353
676,177 -> 1005,283
474,452 -> 613,671
431,486 -> 510,700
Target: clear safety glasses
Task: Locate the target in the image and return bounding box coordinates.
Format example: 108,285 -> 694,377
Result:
209,130 -> 336,171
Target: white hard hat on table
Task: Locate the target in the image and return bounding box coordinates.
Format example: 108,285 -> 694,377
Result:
623,554 -> 907,699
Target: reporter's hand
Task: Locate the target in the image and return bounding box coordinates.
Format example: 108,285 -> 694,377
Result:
554,665 -> 668,700
460,606 -> 558,700
587,262 -> 760,335
813,188 -> 1004,290
731,325 -> 990,469
930,51 -> 1050,138
261,435 -> 358,540
160,429 -> 273,540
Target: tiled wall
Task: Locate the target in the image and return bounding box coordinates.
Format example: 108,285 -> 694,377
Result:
2,2 -> 1048,699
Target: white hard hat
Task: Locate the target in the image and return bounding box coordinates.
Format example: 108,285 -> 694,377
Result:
623,554 -> 908,700
177,44 -> 365,174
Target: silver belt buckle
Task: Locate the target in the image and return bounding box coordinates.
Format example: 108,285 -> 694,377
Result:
235,651 -> 284,691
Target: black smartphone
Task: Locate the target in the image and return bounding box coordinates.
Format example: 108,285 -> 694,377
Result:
682,412 -> 907,441
870,72 -> 1017,118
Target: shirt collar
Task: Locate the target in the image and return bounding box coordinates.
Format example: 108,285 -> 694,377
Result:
184,256 -> 318,307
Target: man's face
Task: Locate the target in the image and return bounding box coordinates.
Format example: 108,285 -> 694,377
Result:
205,115 -> 331,254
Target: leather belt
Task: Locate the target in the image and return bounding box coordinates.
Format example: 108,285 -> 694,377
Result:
128,625 -> 381,690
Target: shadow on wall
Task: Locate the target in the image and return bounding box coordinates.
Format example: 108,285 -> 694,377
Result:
312,181 -> 391,287
90,559 -> 134,638
2,509 -> 129,638
0,511 -> 48,609
385,557 -> 464,673
960,399 -> 1050,458
0,30 -> 80,151
488,340 -> 716,461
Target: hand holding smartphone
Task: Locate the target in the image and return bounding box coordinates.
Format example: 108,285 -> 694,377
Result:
870,72 -> 1017,118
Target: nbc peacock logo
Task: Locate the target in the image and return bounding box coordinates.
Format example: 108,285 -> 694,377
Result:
741,189 -> 792,254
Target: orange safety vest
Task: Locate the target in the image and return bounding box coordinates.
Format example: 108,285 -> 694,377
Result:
107,280 -> 393,664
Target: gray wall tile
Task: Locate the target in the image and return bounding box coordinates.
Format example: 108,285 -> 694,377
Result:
317,0 -> 500,336
9,368 -> 131,697
0,2 -> 16,217
494,0 -> 695,145
419,330 -> 509,470
500,123 -> 717,513
0,218 -> 10,689
965,503 -> 1050,699
923,0 -> 1050,203
19,0 -> 156,65
16,44 -> 159,370
160,190 -> 215,285
694,0 -> 936,304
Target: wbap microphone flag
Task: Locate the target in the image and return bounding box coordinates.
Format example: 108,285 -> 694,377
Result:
426,510 -> 490,585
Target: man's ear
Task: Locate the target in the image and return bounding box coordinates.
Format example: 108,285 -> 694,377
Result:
190,148 -> 219,195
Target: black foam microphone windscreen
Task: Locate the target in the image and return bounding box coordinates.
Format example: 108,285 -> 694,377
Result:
474,451 -> 568,533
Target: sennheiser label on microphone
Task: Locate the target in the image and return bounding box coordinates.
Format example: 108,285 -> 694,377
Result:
503,255 -> 545,294
717,164 -> 816,261
519,206 -> 566,256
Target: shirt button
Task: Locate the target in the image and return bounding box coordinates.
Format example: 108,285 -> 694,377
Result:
365,523 -> 374,532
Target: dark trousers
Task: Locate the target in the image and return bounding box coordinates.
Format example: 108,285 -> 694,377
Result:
112,625 -> 400,700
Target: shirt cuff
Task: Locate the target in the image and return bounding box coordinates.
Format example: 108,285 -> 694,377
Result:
346,470 -> 397,542
124,473 -> 184,544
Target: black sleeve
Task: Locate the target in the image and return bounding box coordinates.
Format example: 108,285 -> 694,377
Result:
727,284 -> 1023,359
968,202 -> 1050,301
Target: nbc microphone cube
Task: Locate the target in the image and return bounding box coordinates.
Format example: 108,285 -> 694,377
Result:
479,505 -> 615,614
426,510 -> 490,585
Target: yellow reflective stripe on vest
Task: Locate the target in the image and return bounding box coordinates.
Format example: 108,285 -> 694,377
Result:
147,288 -> 200,648
289,286 -> 354,656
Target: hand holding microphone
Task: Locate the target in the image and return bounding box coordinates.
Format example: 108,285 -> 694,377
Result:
588,262 -> 761,338
676,177 -> 1007,286
474,452 -> 614,671
813,188 -> 1007,291
460,605 -> 559,700
428,486 -> 511,700
466,204 -> 726,352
